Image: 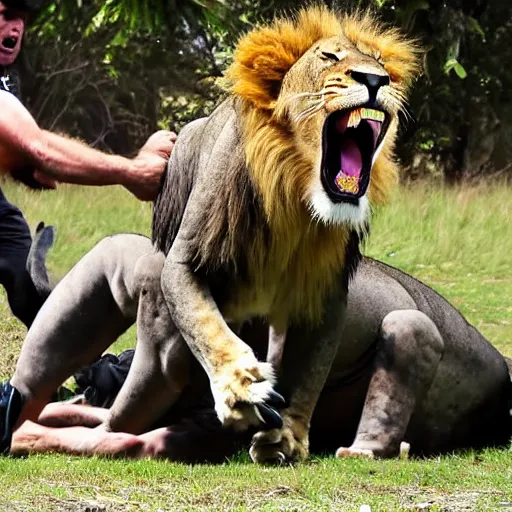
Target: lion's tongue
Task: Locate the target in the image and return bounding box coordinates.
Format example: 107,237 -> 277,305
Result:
340,138 -> 362,177
334,138 -> 362,194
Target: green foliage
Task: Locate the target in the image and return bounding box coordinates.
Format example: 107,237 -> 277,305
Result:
19,0 -> 512,181
371,0 -> 512,181
18,0 -> 237,154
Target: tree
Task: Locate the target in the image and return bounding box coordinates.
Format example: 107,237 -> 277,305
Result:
18,0 -> 233,154
20,0 -> 512,181
359,0 -> 512,182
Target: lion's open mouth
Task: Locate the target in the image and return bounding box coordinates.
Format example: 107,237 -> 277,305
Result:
321,107 -> 389,203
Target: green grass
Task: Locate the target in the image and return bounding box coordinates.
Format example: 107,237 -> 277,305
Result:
367,182 -> 512,357
1,451 -> 512,511
0,179 -> 511,511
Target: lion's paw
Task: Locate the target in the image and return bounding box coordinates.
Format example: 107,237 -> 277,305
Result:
249,424 -> 309,464
335,446 -> 375,459
211,356 -> 285,432
336,441 -> 410,459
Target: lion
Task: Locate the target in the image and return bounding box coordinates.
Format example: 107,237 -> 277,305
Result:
4,6 -> 420,463
8,232 -> 511,460
150,6 -> 420,463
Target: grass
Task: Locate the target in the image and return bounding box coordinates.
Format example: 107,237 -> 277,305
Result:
0,179 -> 511,511
1,451 -> 512,511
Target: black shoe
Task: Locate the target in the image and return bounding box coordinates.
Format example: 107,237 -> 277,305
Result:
0,381 -> 23,454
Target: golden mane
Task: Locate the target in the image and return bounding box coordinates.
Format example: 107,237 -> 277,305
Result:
156,7 -> 421,327
226,5 -> 420,227
227,6 -> 419,110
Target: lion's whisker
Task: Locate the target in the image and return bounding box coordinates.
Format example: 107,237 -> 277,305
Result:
389,88 -> 408,105
400,105 -> 413,124
295,101 -> 326,123
294,97 -> 324,117
282,90 -> 333,111
276,91 -> 332,120
290,90 -> 332,101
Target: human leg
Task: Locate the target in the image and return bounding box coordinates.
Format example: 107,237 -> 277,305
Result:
0,189 -> 43,327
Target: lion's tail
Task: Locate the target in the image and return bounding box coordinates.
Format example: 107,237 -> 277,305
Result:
26,221 -> 54,301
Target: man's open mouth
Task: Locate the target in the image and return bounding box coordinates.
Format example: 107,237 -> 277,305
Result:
1,37 -> 18,51
321,107 -> 389,204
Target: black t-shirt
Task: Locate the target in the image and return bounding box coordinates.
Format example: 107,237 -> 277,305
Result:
0,68 -> 21,97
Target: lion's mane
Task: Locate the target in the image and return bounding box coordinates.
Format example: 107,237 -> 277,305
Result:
228,6 -> 420,224
153,6 -> 420,325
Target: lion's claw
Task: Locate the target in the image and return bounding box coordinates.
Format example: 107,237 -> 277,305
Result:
276,451 -> 287,464
266,390 -> 286,409
212,358 -> 281,431
253,389 -> 286,429
255,403 -> 283,430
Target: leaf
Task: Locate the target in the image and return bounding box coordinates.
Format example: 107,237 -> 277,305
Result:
444,58 -> 457,73
453,62 -> 467,79
444,58 -> 467,79
467,16 -> 486,41
239,13 -> 250,24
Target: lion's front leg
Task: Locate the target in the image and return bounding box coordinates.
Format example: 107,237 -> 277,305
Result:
250,292 -> 347,464
161,239 -> 284,433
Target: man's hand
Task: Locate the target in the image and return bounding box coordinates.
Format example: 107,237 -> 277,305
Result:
127,130 -> 177,201
10,167 -> 56,190
33,170 -> 57,190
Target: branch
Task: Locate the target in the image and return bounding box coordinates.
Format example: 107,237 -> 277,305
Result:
45,62 -> 90,80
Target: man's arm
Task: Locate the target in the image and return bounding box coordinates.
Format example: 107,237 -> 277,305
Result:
0,90 -> 175,201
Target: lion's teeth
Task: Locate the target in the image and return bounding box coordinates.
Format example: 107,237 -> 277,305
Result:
347,108 -> 384,128
347,110 -> 362,128
361,108 -> 385,122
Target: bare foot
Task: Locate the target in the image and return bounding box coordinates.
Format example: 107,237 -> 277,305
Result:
12,421 -> 143,458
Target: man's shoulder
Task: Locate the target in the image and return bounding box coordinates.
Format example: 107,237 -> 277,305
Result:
0,89 -> 27,113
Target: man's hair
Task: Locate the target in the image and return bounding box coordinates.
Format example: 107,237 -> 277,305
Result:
1,0 -> 44,12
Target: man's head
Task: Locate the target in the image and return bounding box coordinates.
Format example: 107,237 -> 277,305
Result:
0,0 -> 42,67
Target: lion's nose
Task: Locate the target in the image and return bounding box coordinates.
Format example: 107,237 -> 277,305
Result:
351,71 -> 390,102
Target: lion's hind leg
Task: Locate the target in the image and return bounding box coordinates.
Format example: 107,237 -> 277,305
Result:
336,309 -> 444,459
105,252 -> 193,435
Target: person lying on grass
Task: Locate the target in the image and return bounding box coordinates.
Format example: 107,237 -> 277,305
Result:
0,0 -> 175,328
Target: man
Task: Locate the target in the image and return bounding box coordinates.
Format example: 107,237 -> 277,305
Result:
0,0 -> 175,326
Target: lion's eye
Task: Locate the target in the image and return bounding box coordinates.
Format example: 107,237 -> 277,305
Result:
321,51 -> 339,62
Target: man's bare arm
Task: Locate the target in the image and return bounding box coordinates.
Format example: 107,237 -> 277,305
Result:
0,90 -> 175,200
